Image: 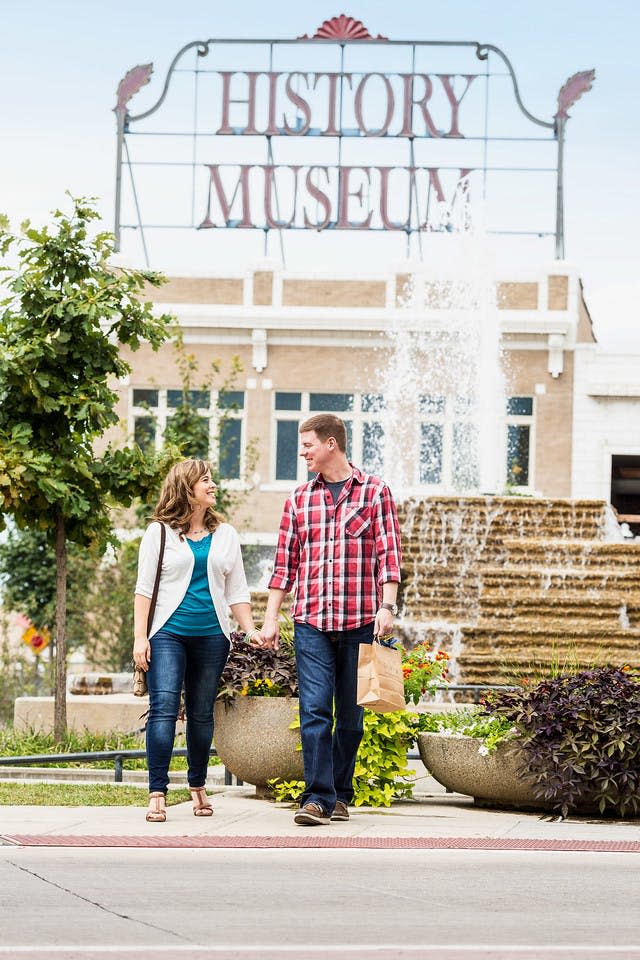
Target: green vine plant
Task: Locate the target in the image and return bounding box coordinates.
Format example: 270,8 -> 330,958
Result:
269,708 -> 418,808
352,710 -> 416,806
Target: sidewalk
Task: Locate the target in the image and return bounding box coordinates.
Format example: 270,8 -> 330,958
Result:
2,771 -> 640,849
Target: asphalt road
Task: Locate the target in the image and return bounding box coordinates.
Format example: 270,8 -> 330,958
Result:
1,847 -> 639,957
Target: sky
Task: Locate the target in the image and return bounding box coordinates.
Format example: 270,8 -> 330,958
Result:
1,0 -> 639,347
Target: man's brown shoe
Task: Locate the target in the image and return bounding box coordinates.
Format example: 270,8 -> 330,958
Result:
331,801 -> 350,822
294,802 -> 330,826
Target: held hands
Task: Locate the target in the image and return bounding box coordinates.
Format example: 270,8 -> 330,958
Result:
256,617 -> 280,651
133,637 -> 151,671
244,627 -> 279,650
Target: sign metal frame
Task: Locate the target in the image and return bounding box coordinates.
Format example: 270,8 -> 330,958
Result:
113,17 -> 594,263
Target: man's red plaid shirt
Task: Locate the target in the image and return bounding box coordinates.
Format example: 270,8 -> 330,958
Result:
269,465 -> 402,631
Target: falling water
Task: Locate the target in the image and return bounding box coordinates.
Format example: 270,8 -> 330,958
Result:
369,204 -> 640,688
377,202 -> 507,684
380,206 -> 506,497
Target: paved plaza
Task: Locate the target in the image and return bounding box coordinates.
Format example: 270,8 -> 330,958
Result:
1,779 -> 639,959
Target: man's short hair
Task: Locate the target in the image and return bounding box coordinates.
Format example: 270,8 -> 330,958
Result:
299,414 -> 347,452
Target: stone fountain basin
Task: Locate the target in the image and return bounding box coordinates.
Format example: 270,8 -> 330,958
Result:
417,731 -> 551,811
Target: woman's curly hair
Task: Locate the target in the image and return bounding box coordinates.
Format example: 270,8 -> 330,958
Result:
151,459 -> 225,536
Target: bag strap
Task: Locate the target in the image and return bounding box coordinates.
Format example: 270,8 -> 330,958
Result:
146,521 -> 166,637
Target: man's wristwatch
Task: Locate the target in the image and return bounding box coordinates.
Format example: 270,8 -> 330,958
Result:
380,602 -> 398,616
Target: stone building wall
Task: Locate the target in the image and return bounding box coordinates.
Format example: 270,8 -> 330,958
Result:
108,262 -> 588,534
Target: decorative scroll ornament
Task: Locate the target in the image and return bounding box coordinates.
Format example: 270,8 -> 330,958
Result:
114,63 -> 153,116
299,14 -> 388,41
555,69 -> 595,120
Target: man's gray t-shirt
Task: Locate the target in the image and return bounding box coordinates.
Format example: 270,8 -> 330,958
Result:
325,479 -> 348,503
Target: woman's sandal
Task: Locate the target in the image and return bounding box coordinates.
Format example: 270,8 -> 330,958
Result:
190,786 -> 213,817
145,792 -> 166,822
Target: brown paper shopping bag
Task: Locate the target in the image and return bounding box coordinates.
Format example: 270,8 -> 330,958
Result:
357,639 -> 406,713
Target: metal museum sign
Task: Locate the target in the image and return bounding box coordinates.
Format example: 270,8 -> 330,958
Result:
113,14 -> 594,258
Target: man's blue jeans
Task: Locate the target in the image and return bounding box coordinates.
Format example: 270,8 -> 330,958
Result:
146,629 -> 230,794
294,620 -> 374,814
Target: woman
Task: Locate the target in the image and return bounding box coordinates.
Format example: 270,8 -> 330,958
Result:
133,459 -> 259,822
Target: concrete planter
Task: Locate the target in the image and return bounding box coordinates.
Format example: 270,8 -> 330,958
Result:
417,731 -> 551,811
213,696 -> 303,795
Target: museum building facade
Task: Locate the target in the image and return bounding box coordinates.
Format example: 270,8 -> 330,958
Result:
105,258 -> 602,546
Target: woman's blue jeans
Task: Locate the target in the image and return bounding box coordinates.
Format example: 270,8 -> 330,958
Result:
294,620 -> 374,814
146,629 -> 230,794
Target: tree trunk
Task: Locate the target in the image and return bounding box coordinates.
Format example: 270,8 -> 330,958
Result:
53,513 -> 67,741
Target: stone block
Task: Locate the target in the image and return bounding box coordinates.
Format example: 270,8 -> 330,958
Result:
282,278 -> 386,308
144,276 -> 243,304
496,282 -> 538,309
548,274 -> 569,310
14,695 -> 150,735
253,271 -> 274,305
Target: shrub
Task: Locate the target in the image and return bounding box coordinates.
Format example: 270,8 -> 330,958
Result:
486,666 -> 640,818
415,707 -> 516,753
216,619 -> 298,704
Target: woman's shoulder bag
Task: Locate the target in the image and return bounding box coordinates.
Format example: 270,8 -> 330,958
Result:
133,522 -> 167,697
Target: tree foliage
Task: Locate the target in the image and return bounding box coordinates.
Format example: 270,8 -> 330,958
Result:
0,197 -> 175,548
0,527 -> 94,650
0,197 -> 175,736
0,526 -> 138,673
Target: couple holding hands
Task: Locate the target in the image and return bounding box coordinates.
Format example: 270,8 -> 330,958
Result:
133,413 -> 402,826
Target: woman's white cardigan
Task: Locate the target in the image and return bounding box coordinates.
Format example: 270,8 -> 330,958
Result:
135,522 -> 250,640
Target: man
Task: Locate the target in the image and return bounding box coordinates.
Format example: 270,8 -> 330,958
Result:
261,413 -> 402,826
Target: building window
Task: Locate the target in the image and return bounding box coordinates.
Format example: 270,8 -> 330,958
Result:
133,415 -> 156,454
506,396 -> 533,417
219,419 -> 242,478
130,387 -> 247,480
363,421 -> 384,476
309,393 -> 353,412
506,396 -> 533,487
275,391 -> 301,411
452,421 -> 479,490
420,395 -> 446,415
418,394 -> 447,486
272,392 -> 384,482
420,423 -> 443,484
276,420 -> 299,481
133,389 -> 159,407
417,393 -> 482,490
168,388 -> 211,409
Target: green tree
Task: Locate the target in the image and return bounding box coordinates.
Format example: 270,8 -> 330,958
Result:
85,537 -> 140,672
0,527 -> 94,648
0,525 -> 120,692
0,197 -> 175,738
0,526 -> 143,677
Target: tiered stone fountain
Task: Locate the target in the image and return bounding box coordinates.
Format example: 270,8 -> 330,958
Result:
398,495 -> 640,683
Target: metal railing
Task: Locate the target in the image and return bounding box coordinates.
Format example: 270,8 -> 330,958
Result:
0,747 -> 243,786
431,683 -> 517,703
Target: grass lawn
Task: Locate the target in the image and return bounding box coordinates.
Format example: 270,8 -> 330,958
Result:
0,782 -> 192,806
